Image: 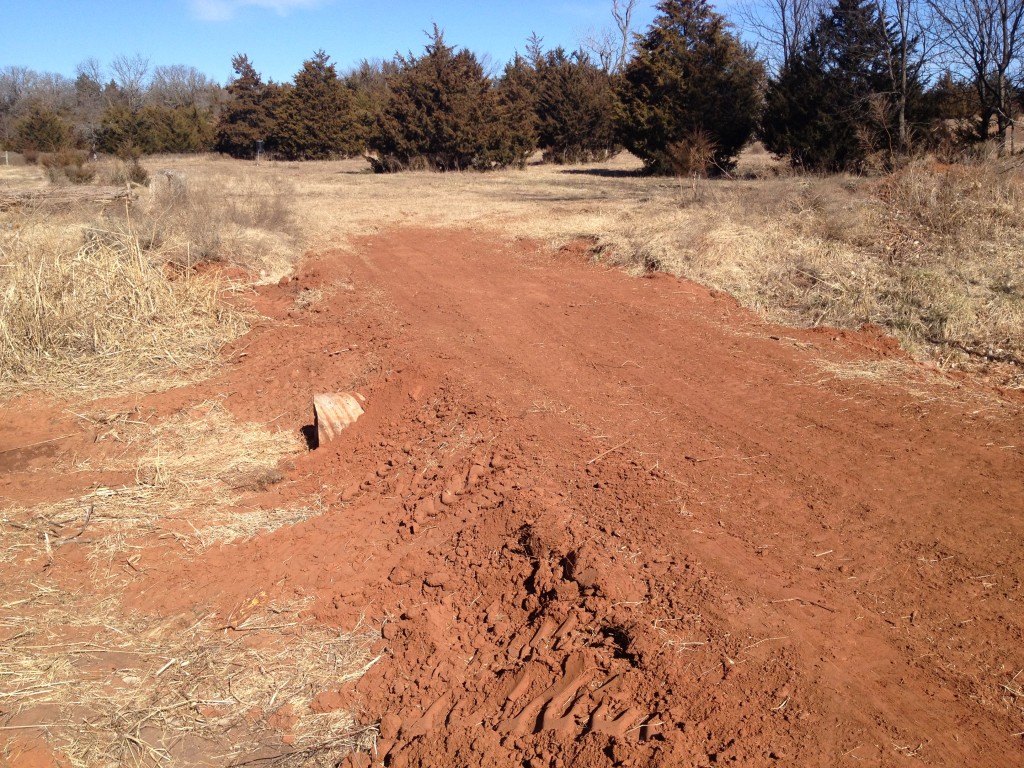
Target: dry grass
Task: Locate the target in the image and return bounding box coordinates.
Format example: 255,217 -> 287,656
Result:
0,154 -> 303,400
135,166 -> 300,282
2,401 -> 307,563
0,214 -> 248,398
0,587 -> 378,768
0,403 -> 371,767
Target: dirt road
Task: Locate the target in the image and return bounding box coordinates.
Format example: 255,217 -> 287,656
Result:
5,229 -> 1024,766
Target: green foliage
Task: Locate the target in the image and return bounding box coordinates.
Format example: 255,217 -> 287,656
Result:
532,49 -> 618,164
492,57 -> 540,168
760,0 -> 921,171
215,55 -> 280,159
370,27 -> 535,172
275,50 -> 358,160
97,100 -> 214,158
14,105 -> 72,153
617,0 -> 763,175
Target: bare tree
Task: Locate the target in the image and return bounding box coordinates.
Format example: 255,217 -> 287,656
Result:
872,0 -> 937,152
0,66 -> 35,108
31,72 -> 75,111
148,64 -> 217,109
927,0 -> 1024,150
73,60 -> 106,151
580,26 -> 618,72
737,0 -> 823,74
0,66 -> 34,144
75,57 -> 104,85
581,0 -> 639,73
611,0 -> 639,73
110,54 -> 150,110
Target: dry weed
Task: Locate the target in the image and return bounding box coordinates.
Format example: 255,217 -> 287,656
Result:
0,154 -> 305,398
132,160 -> 300,282
0,403 -> 370,766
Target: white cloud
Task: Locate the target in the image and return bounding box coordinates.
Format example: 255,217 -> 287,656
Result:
189,0 -> 326,22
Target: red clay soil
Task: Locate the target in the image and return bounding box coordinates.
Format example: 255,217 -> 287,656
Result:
3,228 -> 1024,767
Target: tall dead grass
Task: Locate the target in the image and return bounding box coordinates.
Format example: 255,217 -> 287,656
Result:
135,167 -> 299,280
0,213 -> 248,397
0,157 -> 303,398
879,159 -> 1024,365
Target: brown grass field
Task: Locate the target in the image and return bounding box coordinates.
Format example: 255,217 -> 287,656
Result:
1,149 -> 1023,767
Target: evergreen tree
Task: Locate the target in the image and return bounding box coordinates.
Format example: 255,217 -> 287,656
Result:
492,56 -> 540,168
215,55 -> 277,158
760,0 -> 919,171
925,70 -> 976,123
534,48 -> 618,164
276,50 -> 357,160
497,53 -> 539,153
343,59 -> 398,152
96,103 -> 154,155
370,28 -> 534,172
14,104 -> 72,152
617,0 -> 763,175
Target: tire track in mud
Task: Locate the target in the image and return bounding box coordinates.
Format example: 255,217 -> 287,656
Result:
129,229 -> 1024,767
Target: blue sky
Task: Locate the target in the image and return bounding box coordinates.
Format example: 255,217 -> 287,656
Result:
2,0 -> 681,85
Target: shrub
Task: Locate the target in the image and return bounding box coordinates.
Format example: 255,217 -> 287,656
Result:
109,158 -> 151,187
143,105 -> 217,153
96,104 -> 154,156
41,149 -> 96,185
14,105 -> 72,154
664,130 -> 719,177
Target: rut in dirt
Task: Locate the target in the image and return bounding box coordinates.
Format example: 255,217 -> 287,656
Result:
137,229 -> 1024,768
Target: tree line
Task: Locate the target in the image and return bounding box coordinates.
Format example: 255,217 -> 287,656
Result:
3,0 -> 1023,175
